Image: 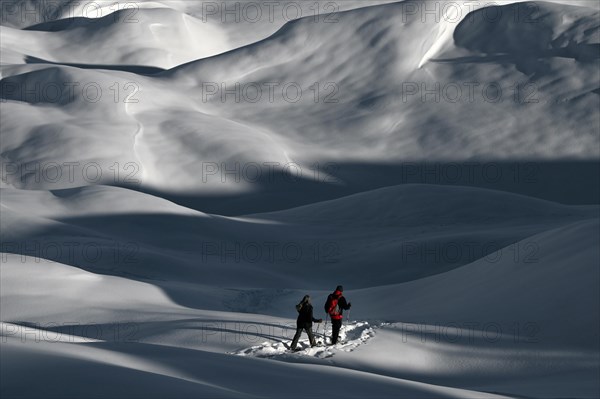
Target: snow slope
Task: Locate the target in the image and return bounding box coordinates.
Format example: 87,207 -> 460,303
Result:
1,184 -> 596,291
2,210 -> 598,398
1,0 -> 598,198
1,1 -> 599,398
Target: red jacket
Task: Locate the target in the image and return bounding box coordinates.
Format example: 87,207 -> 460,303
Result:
325,290 -> 350,320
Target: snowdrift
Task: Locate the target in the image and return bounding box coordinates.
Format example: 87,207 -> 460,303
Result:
1,1 -> 598,199
1,1 -> 599,398
1,183 -> 597,294
1,204 -> 598,398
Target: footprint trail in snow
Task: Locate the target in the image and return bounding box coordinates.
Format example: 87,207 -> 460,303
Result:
231,321 -> 376,359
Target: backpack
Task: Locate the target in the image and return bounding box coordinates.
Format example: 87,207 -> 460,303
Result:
296,302 -> 303,313
324,294 -> 340,317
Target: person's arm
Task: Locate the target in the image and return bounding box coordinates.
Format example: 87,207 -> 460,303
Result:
310,306 -> 322,323
340,296 -> 351,310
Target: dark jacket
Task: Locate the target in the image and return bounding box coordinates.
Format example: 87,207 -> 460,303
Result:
325,290 -> 350,320
297,303 -> 319,328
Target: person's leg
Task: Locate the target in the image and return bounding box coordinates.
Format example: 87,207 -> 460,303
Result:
290,327 -> 303,350
305,326 -> 316,346
331,319 -> 341,344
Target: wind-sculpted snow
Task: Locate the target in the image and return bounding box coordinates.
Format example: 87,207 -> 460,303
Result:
2,217 -> 598,397
19,7 -> 230,69
1,1 -> 599,398
1,184 -> 596,289
1,1 -> 599,196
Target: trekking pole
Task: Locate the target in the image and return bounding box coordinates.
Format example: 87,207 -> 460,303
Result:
347,309 -> 352,334
341,309 -> 351,340
324,314 -> 329,345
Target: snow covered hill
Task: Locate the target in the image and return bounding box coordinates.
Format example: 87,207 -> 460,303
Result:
1,184 -> 596,291
2,206 -> 598,398
1,1 -> 599,199
1,1 -> 598,398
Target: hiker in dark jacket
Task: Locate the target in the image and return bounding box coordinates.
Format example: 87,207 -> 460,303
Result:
290,295 -> 322,351
324,285 -> 351,345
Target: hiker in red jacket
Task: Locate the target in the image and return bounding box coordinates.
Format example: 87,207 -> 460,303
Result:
324,285 -> 351,345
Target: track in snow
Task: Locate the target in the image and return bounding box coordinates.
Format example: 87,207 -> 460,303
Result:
231,321 -> 376,359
